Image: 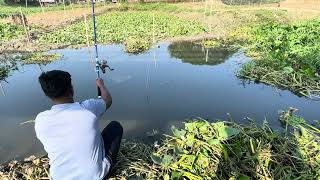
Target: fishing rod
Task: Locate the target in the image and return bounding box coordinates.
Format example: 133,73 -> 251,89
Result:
90,0 -> 114,97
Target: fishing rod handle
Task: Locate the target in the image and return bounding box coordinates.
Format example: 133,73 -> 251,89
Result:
97,86 -> 101,97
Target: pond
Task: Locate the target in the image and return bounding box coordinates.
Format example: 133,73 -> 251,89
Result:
0,41 -> 319,163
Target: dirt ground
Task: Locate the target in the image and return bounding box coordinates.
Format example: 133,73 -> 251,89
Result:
26,6 -> 112,27
180,0 -> 320,20
3,4 -> 118,27
174,0 -> 320,39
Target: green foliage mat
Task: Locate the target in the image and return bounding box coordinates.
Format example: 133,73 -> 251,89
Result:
1,110 -> 319,180
21,53 -> 62,64
39,11 -> 207,53
144,113 -> 319,179
240,19 -> 320,97
0,23 -> 25,42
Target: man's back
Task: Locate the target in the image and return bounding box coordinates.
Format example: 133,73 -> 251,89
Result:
35,99 -> 109,180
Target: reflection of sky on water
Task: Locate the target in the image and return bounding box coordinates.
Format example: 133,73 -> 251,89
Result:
0,42 -> 319,163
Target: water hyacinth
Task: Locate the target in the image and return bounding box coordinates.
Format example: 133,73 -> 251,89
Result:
1,109 -> 319,179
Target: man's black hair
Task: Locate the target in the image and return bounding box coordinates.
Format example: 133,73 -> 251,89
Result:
39,70 -> 72,99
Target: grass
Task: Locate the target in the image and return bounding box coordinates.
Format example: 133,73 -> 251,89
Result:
38,11 -> 207,53
1,109 -> 319,179
239,19 -> 320,97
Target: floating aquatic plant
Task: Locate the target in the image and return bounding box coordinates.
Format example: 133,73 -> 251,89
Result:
21,53 -> 63,64
1,110 -> 319,179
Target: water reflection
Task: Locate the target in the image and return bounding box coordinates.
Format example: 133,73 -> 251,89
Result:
0,55 -> 19,81
168,41 -> 236,66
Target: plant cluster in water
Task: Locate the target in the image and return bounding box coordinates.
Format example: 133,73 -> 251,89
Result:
21,53 -> 62,64
39,11 -> 207,53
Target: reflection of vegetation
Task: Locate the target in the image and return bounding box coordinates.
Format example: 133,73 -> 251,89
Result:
21,53 -> 62,64
0,66 -> 9,80
1,110 -> 318,179
0,52 -> 60,80
0,56 -> 17,80
168,41 -> 236,66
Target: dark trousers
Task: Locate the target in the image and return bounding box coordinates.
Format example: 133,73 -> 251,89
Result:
101,121 -> 123,178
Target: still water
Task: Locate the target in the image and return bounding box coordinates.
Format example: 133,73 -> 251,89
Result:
0,42 -> 319,163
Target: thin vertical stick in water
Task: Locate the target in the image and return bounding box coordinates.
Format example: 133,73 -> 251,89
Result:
83,14 -> 94,65
152,13 -> 157,68
20,8 -> 30,44
152,13 -> 155,45
205,48 -> 209,63
0,82 -> 5,96
146,61 -> 152,105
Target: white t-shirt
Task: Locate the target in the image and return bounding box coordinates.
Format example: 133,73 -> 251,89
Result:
35,99 -> 110,180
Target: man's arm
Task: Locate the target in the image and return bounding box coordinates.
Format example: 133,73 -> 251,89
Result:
96,78 -> 112,110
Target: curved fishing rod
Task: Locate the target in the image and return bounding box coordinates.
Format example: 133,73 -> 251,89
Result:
90,0 -> 114,97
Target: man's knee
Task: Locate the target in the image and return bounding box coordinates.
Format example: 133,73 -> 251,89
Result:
109,121 -> 123,134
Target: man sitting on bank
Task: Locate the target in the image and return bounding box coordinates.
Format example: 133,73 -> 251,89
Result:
35,70 -> 123,180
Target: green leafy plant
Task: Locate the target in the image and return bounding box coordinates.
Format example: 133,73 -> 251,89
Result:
240,19 -> 320,97
0,23 -> 25,42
